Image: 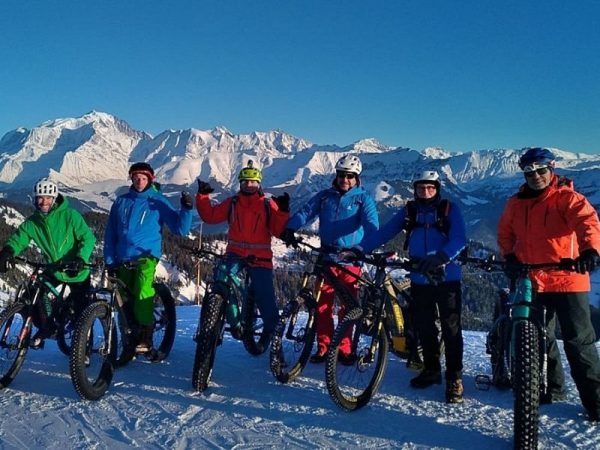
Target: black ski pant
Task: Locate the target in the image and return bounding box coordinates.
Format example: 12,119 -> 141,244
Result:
411,281 -> 463,381
534,291 -> 600,418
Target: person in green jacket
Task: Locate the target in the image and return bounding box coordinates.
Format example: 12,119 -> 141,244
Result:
0,178 -> 96,347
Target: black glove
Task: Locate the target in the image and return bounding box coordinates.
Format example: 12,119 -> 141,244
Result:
503,253 -> 522,279
280,228 -> 297,247
180,191 -> 194,209
273,192 -> 290,213
574,248 -> 599,274
196,179 -> 214,195
0,247 -> 14,273
64,257 -> 85,277
417,251 -> 449,274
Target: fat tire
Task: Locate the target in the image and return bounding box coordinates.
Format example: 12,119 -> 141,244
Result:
270,299 -> 316,383
512,320 -> 540,450
325,307 -> 388,411
150,282 -> 177,359
0,303 -> 31,389
241,292 -> 270,356
69,302 -> 116,400
192,293 -> 225,392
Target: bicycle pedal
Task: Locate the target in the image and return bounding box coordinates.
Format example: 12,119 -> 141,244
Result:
475,374 -> 492,391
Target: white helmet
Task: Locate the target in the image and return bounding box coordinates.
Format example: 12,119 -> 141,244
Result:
412,170 -> 440,189
335,155 -> 362,175
33,178 -> 59,198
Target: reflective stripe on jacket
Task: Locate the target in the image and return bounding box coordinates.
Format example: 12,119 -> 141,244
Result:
498,175 -> 600,292
196,192 -> 289,268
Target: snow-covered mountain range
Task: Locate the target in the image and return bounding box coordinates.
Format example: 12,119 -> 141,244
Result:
2,111 -> 600,247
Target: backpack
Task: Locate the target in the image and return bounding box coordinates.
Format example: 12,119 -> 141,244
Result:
228,195 -> 272,226
402,199 -> 450,250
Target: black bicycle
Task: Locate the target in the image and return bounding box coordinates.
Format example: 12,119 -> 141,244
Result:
463,254 -> 576,450
269,239 -> 360,384
69,261 -> 176,400
189,248 -> 272,392
0,257 -> 88,389
324,251 -> 426,411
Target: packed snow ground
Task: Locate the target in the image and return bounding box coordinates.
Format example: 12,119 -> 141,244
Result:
0,305 -> 598,450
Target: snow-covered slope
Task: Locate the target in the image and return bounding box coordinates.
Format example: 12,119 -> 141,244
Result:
0,306 -> 597,449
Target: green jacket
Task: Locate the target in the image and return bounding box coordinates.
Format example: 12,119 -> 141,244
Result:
5,194 -> 96,283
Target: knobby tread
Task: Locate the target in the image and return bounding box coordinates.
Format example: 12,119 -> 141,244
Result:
325,307 -> 389,411
512,320 -> 540,450
192,294 -> 225,392
269,299 -> 316,383
69,302 -> 115,400
0,303 -> 31,389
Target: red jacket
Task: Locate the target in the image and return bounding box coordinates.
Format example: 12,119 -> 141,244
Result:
498,175 -> 600,292
196,192 -> 289,268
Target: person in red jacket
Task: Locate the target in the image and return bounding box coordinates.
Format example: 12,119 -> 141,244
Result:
195,160 -> 289,342
498,147 -> 600,422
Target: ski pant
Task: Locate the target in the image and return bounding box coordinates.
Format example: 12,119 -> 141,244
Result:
533,291 -> 600,418
315,265 -> 361,356
117,257 -> 158,326
411,281 -> 464,381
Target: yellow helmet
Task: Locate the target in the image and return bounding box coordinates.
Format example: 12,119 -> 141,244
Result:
238,160 -> 263,182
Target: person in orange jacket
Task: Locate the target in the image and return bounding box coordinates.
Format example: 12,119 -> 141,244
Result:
195,160 -> 289,342
498,147 -> 600,422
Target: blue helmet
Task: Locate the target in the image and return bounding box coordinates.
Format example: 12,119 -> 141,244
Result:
518,147 -> 556,171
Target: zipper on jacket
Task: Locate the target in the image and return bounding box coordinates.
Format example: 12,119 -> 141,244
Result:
140,210 -> 146,225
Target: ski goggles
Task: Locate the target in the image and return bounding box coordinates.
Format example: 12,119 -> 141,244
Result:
523,165 -> 551,177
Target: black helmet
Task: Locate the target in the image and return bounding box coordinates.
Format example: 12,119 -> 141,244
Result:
129,162 -> 155,181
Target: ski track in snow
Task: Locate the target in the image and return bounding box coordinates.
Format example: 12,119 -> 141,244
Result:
0,306 -> 598,450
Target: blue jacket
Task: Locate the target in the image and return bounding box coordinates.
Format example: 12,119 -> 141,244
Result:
287,185 -> 379,249
104,184 -> 193,265
361,198 -> 466,285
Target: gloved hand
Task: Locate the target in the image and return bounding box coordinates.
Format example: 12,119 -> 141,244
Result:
503,253 -> 522,279
180,191 -> 194,209
417,251 -> 450,274
279,228 -> 297,247
196,179 -> 214,195
273,192 -> 290,212
0,247 -> 15,273
64,257 -> 85,277
339,247 -> 365,262
574,248 -> 600,274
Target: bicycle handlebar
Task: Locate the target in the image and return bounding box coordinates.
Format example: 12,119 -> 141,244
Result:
458,254 -> 577,273
185,246 -> 272,264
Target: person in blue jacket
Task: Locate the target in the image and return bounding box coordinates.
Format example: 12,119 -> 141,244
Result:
280,155 -> 379,364
358,170 -> 467,403
104,162 -> 193,353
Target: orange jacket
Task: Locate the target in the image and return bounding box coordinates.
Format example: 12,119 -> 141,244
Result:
196,192 -> 289,268
498,175 -> 600,292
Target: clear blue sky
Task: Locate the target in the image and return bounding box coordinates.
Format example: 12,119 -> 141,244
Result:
1,0 -> 600,153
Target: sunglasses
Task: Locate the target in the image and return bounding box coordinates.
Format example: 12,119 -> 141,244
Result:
336,171 -> 356,180
524,167 -> 550,177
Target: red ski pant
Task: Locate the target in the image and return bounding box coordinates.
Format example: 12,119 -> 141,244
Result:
315,265 -> 361,356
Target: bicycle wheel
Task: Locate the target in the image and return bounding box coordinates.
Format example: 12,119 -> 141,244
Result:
512,320 -> 541,450
487,315 -> 511,389
69,302 -> 116,400
241,292 -> 271,356
325,306 -> 389,411
270,297 -> 316,383
56,311 -> 77,356
148,282 -> 177,361
0,303 -> 32,389
192,293 -> 225,392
